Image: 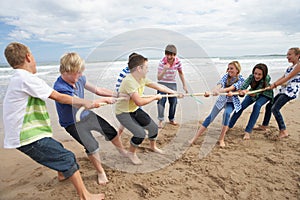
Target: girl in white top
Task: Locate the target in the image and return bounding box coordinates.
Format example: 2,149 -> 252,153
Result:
267,47 -> 300,138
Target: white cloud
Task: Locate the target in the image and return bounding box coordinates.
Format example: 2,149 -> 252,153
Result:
0,0 -> 299,57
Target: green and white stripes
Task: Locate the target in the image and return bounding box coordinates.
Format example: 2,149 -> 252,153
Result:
20,97 -> 52,145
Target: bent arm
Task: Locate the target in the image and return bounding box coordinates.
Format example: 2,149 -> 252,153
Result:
178,70 -> 188,93
49,90 -> 95,109
131,92 -> 160,107
272,64 -> 300,87
85,81 -> 116,97
157,64 -> 169,80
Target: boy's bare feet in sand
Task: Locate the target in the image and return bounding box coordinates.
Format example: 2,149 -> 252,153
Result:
218,140 -> 226,147
243,132 -> 250,140
127,152 -> 142,165
97,172 -> 108,185
117,148 -> 128,157
279,130 -> 289,139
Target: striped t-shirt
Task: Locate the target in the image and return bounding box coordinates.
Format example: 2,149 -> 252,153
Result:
3,69 -> 53,148
157,57 -> 182,83
115,66 -> 130,91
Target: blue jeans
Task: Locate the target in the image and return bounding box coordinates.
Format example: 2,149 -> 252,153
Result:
17,137 -> 79,178
261,101 -> 273,126
202,102 -> 234,127
229,95 -> 269,133
269,93 -> 292,130
157,82 -> 177,122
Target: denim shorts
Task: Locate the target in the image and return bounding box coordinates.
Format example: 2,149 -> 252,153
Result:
17,137 -> 79,178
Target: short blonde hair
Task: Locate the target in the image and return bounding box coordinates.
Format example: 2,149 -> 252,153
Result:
60,52 -> 85,73
289,47 -> 300,57
4,42 -> 30,68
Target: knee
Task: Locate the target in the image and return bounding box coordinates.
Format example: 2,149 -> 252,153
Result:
148,133 -> 158,140
253,103 -> 262,110
271,105 -> 278,114
224,111 -> 231,119
131,137 -> 145,146
85,140 -> 99,154
145,121 -> 158,137
148,126 -> 158,139
64,150 -> 77,164
107,130 -> 118,141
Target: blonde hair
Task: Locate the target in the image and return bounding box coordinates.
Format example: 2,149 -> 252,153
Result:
226,61 -> 241,87
4,42 -> 30,68
229,61 -> 241,74
289,47 -> 300,59
60,52 -> 85,73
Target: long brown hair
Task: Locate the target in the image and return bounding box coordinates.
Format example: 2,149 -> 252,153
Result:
250,63 -> 268,89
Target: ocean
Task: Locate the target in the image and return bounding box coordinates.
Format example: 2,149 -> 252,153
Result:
0,55 -> 291,143
0,55 -> 288,104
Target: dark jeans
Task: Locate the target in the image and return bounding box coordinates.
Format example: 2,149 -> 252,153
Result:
17,137 -> 79,178
229,95 -> 269,133
157,82 -> 177,122
271,94 -> 293,130
262,93 -> 293,130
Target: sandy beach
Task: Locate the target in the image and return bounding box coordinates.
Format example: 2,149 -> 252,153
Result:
0,95 -> 299,200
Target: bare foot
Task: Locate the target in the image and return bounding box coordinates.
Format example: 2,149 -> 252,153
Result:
188,139 -> 194,145
243,132 -> 250,140
97,172 -> 108,185
279,130 -> 289,139
81,193 -> 105,200
117,148 -> 128,157
169,121 -> 179,126
219,140 -> 225,147
188,130 -> 205,145
253,125 -> 267,131
151,147 -> 165,154
127,152 -> 142,165
158,120 -> 163,129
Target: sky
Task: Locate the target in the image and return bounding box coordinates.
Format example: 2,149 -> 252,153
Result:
0,0 -> 299,63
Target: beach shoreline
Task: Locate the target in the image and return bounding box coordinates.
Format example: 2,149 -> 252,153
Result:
1,55 -> 299,199
1,96 -> 299,199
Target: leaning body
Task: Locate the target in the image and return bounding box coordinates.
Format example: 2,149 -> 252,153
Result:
3,69 -> 78,177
